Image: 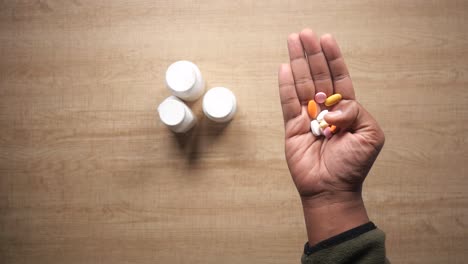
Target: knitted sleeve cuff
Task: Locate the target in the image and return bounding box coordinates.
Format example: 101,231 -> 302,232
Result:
303,221 -> 377,255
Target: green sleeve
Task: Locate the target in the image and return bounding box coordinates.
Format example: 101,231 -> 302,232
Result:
301,224 -> 389,264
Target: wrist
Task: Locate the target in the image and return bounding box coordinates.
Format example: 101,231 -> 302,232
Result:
301,191 -> 369,245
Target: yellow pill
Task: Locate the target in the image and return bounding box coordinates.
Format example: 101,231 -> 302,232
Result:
319,120 -> 329,128
324,93 -> 342,106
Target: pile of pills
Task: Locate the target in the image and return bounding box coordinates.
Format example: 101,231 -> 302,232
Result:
308,92 -> 342,139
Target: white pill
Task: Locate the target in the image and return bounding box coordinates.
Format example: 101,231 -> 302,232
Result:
165,61 -> 205,101
316,110 -> 329,123
310,120 -> 321,136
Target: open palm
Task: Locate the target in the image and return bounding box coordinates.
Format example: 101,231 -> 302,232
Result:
278,29 -> 385,199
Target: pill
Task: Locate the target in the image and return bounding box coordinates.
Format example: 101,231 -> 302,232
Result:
319,120 -> 329,129
316,110 -> 328,122
314,92 -> 327,104
323,127 -> 332,139
330,125 -> 338,134
324,93 -> 342,106
310,120 -> 321,136
307,100 -> 318,119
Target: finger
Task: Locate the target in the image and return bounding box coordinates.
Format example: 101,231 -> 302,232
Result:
299,28 -> 333,96
324,100 -> 385,150
287,33 -> 315,104
278,63 -> 301,123
320,34 -> 355,100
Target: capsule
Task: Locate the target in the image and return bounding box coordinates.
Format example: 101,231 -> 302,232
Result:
316,110 -> 328,123
324,93 -> 342,106
323,127 -> 333,139
319,120 -> 329,129
307,100 -> 319,119
310,120 -> 321,136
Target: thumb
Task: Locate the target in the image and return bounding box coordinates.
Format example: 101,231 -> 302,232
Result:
324,100 -> 385,149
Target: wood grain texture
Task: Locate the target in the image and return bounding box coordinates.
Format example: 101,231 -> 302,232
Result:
0,0 -> 467,263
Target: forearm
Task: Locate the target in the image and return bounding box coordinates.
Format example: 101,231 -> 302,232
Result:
301,191 -> 369,245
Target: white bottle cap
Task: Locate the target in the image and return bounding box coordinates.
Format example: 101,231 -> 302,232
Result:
202,87 -> 237,122
165,61 -> 204,101
158,96 -> 196,133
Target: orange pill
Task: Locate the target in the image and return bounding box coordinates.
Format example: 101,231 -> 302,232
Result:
330,125 -> 338,134
307,100 -> 318,118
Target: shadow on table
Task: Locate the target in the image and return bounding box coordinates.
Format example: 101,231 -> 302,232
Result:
171,98 -> 232,164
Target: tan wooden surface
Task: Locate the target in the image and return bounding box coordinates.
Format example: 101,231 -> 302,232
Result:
1,1 -> 467,263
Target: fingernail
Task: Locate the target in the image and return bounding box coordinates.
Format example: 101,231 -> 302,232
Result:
326,110 -> 342,119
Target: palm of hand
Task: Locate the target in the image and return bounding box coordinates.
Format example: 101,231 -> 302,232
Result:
278,30 -> 384,199
284,110 -> 379,197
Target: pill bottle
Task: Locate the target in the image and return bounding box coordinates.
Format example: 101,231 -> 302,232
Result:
157,96 -> 197,133
202,87 -> 237,123
165,60 -> 205,101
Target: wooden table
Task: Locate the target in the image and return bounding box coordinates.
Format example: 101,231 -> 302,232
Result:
1,1 -> 467,263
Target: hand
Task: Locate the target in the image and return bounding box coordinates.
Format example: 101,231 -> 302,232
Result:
278,29 -> 385,244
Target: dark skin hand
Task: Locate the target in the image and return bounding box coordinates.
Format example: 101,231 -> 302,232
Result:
278,29 -> 385,245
